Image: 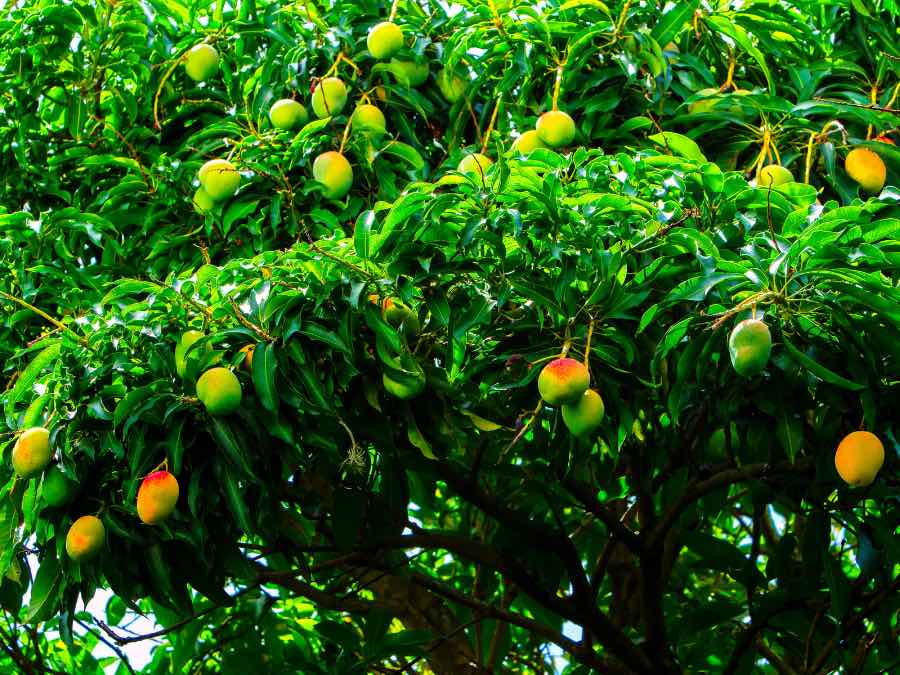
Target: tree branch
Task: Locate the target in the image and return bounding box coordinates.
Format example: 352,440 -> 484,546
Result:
648,458 -> 814,550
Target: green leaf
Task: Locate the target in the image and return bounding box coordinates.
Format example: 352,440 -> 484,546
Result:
648,133 -> 707,162
6,342 -> 61,423
251,342 -> 278,412
25,551 -> 61,623
782,337 -> 865,391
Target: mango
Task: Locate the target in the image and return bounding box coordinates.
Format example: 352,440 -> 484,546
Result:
538,358 -> 590,406
835,431 -> 884,487
536,110 -> 576,148
66,515 -> 105,562
561,390 -> 605,437
728,319 -> 772,377
184,44 -> 219,82
312,151 -> 354,200
196,367 -> 242,415
137,470 -> 180,524
311,77 -> 348,118
367,21 -> 404,59
12,427 -> 52,478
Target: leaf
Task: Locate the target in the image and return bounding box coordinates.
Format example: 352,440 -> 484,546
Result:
25,551 -> 61,623
6,342 -> 61,422
462,411 -> 505,432
251,342 -> 278,412
651,0 -> 700,46
114,382 -> 162,428
648,133 -> 707,162
300,322 -> 353,357
782,338 -> 865,391
379,142 -> 425,170
100,279 -> 164,304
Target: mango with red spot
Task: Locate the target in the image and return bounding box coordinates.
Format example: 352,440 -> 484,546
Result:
66,515 -> 105,562
537,358 -> 590,406
137,470 -> 180,524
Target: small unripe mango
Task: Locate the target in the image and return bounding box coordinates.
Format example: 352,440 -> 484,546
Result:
66,515 -> 105,562
269,99 -> 308,130
311,77 -> 348,118
198,159 -> 240,201
758,164 -> 793,187
390,59 -> 429,87
513,130 -> 546,154
538,358 -> 590,406
137,470 -> 180,524
561,390 -> 605,437
437,68 -> 467,103
728,319 -> 772,377
367,21 -> 404,59
12,427 -> 52,478
192,186 -> 215,213
312,151 -> 353,200
536,110 -> 576,148
458,153 -> 493,176
175,330 -> 206,378
42,465 -> 76,507
351,104 -> 387,137
184,44 -> 219,82
845,148 -> 886,193
835,431 -> 884,487
196,367 -> 242,415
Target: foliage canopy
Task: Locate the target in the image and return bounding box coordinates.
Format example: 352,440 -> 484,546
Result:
1,0 -> 898,673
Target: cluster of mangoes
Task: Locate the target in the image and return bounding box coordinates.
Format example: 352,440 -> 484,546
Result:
9,428 -> 180,563
182,16 -> 586,206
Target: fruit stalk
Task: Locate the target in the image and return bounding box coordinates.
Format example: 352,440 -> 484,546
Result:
388,0 -> 400,22
0,291 -> 88,346
551,59 -> 566,112
227,298 -> 275,341
480,97 -> 501,155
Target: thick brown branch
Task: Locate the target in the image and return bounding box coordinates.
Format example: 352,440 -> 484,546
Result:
648,458 -> 814,550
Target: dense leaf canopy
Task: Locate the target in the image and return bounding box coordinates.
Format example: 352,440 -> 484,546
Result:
0,0 -> 898,673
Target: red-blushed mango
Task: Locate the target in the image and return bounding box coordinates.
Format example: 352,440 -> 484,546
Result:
311,77 -> 348,118
835,431 -> 884,487
269,99 -> 308,130
66,515 -> 105,562
196,367 -> 242,415
845,148 -> 886,193
351,104 -> 387,137
184,44 -> 219,82
12,427 -> 52,478
137,470 -> 180,524
198,159 -> 240,201
312,151 -> 353,200
380,298 -> 421,334
561,389 -> 605,437
758,164 -> 793,187
458,153 -> 493,176
239,344 -> 255,372
728,319 -> 772,377
513,130 -> 546,155
538,358 -> 590,406
367,21 -> 404,59
536,110 -> 576,148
